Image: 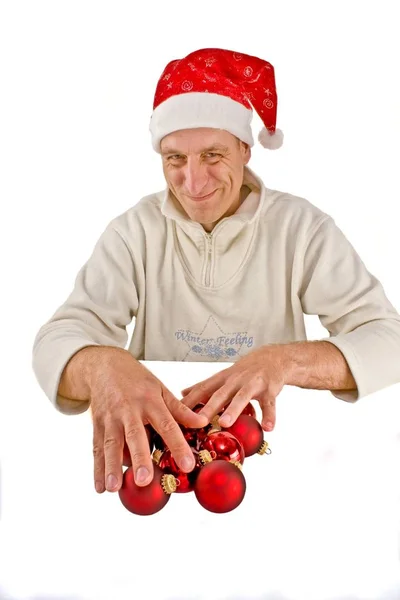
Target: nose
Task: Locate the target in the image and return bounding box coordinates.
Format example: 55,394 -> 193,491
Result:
184,160 -> 210,197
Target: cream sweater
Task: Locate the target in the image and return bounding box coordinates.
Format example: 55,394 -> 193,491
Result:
32,166 -> 400,415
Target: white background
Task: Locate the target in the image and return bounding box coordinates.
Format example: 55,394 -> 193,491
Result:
1,1 -> 400,599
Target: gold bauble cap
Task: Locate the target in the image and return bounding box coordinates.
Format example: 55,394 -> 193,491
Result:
161,473 -> 179,494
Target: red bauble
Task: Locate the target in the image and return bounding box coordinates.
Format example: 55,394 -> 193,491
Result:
194,460 -> 246,513
152,404 -> 208,452
118,463 -> 177,515
241,402 -> 256,419
200,431 -> 245,465
158,447 -> 201,493
187,403 -> 210,448
123,425 -> 154,467
223,414 -> 264,457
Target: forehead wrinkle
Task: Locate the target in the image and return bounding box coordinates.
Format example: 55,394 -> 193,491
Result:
161,143 -> 230,156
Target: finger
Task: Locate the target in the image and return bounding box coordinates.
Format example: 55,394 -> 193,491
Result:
148,403 -> 197,473
163,388 -> 209,428
258,392 -> 276,431
180,371 -> 228,408
197,382 -> 239,422
124,420 -> 154,487
181,385 -> 194,396
218,386 -> 254,426
103,419 -> 124,492
93,419 -> 106,494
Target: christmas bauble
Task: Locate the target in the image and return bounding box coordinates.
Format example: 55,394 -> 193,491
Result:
223,414 -> 265,457
200,430 -> 245,465
123,425 -> 154,467
157,447 -> 200,493
194,460 -> 246,513
152,403 -> 207,452
241,402 -> 256,418
118,464 -> 178,515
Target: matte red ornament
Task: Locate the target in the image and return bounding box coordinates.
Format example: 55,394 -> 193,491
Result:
200,430 -> 245,465
223,414 -> 265,457
123,425 -> 154,467
194,460 -> 246,513
118,463 -> 178,515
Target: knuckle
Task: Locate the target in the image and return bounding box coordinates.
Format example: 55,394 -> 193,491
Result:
128,450 -> 149,465
92,444 -> 104,459
157,417 -> 177,435
124,423 -> 142,442
175,401 -> 192,416
103,435 -> 120,449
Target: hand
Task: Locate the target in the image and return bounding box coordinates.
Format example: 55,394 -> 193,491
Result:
180,346 -> 286,431
88,348 -> 208,493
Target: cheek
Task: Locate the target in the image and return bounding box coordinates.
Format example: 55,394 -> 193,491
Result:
164,168 -> 183,189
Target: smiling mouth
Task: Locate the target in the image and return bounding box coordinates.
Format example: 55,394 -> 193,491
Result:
188,190 -> 217,201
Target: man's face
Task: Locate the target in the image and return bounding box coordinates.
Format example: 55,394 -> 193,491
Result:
160,128 -> 251,232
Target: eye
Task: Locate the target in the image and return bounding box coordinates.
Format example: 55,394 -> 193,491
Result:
168,155 -> 184,161
204,153 -> 221,159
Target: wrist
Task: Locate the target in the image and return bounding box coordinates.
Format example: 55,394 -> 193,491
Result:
79,345 -> 127,392
259,343 -> 295,386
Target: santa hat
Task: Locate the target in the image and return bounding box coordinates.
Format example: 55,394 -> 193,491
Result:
149,48 -> 284,152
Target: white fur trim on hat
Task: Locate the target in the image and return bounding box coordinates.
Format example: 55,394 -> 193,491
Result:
149,92 -> 254,152
258,127 -> 284,149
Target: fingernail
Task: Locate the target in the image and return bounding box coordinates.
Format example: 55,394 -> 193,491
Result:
182,456 -> 194,471
95,481 -> 104,493
136,466 -> 149,483
220,414 -> 232,426
106,474 -> 117,490
264,421 -> 274,431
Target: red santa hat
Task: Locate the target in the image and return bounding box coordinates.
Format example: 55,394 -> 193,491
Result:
149,48 -> 284,152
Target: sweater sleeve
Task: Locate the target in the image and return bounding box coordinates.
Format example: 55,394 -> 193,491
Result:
32,224 -> 140,415
299,216 -> 400,402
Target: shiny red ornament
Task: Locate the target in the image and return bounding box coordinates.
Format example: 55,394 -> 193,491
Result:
194,460 -> 246,513
118,463 -> 177,515
200,430 -> 245,465
223,414 -> 264,457
123,425 -> 154,467
153,403 -> 208,452
158,447 -> 201,493
240,402 -> 256,419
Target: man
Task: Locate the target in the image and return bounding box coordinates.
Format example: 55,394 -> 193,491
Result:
32,48 -> 400,496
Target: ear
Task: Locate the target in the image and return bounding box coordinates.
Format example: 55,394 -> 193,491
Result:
242,142 -> 251,165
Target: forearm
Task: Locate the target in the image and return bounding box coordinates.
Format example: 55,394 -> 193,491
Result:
58,345 -> 128,401
277,340 -> 357,392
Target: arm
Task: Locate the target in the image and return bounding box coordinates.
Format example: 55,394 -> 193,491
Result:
298,216 -> 400,401
58,345 -> 133,401
32,223 -> 141,415
278,339 -> 356,392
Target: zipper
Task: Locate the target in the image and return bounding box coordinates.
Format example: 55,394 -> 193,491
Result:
204,232 -> 213,287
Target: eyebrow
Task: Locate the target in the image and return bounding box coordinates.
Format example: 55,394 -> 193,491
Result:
161,144 -> 230,156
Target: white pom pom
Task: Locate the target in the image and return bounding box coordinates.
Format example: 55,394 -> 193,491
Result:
258,127 -> 284,150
